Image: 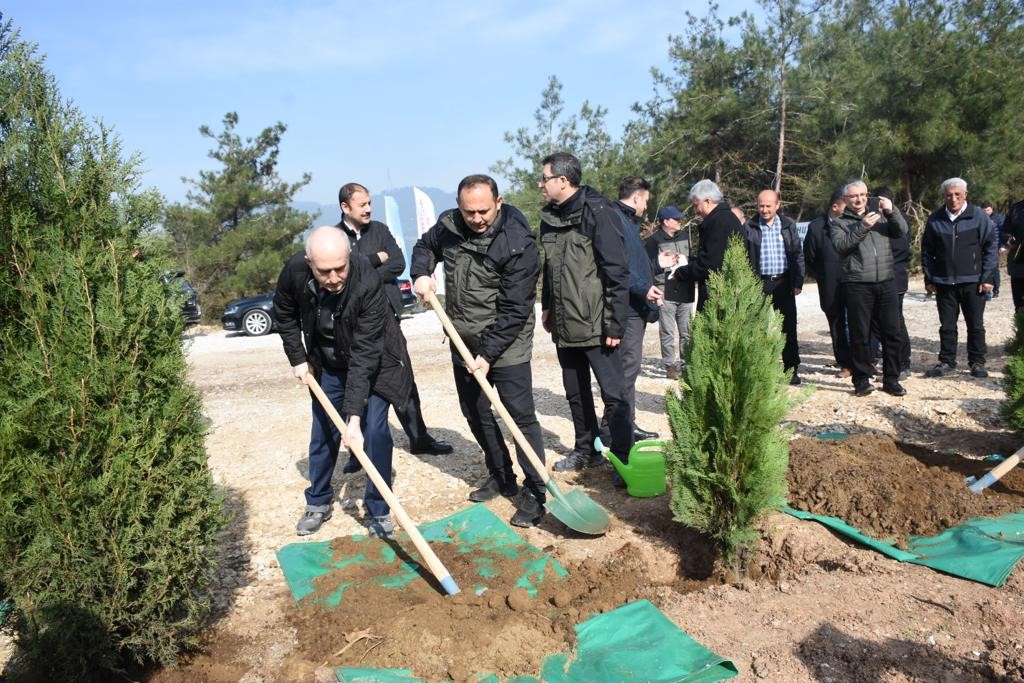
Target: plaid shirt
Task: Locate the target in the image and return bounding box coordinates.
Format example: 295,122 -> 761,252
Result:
759,216 -> 787,276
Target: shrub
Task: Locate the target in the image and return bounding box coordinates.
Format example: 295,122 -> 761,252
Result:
664,238 -> 792,578
0,20 -> 225,679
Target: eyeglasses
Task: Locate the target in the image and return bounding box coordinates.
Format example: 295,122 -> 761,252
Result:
539,174 -> 562,184
845,193 -> 868,199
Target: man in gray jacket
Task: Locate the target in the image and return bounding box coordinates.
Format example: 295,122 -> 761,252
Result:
829,179 -> 909,397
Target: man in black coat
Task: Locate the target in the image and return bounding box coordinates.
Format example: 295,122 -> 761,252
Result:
336,182 -> 452,458
273,227 -> 413,538
672,179 -> 743,312
412,175 -> 546,527
803,188 -> 853,376
741,189 -> 805,384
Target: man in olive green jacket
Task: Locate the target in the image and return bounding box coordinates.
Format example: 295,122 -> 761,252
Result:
412,174 -> 546,527
538,152 -> 632,472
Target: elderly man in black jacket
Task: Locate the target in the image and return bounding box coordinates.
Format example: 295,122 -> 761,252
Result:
411,175 -> 546,527
273,226 -> 413,538
742,189 -> 805,384
336,182 -> 452,458
672,179 -> 743,312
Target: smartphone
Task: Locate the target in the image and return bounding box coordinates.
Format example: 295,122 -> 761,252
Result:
867,196 -> 881,213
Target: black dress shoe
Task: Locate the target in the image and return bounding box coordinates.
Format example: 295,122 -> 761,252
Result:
633,426 -> 659,441
468,475 -> 518,502
341,455 -> 362,474
854,382 -> 874,397
409,439 -> 453,455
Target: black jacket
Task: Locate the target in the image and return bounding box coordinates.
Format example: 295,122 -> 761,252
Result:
411,205 -> 539,368
803,214 -> 844,314
645,227 -> 694,303
741,214 -> 806,290
272,251 -> 413,418
921,203 -> 997,287
336,219 -> 406,317
540,186 -> 629,346
613,201 -> 658,322
672,202 -> 743,310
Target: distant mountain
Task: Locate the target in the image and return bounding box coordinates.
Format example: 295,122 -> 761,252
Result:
292,186 -> 457,277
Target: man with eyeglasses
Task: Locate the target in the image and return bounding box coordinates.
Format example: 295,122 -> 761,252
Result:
921,177 -> 997,379
272,226 -> 413,538
538,152 -> 633,473
829,179 -> 909,396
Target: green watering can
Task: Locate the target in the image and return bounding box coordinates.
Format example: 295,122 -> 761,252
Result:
594,438 -> 667,498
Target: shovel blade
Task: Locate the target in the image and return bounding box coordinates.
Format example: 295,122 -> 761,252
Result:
544,481 -> 610,535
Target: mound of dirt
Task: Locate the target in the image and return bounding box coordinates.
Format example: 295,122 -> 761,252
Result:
286,536 -> 649,681
787,435 -> 1024,546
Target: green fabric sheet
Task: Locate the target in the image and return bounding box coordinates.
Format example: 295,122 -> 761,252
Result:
784,507 -> 1024,586
276,504 -> 567,607
336,600 -> 737,683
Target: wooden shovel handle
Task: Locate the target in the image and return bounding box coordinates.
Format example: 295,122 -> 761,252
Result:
425,293 -> 551,484
305,373 -> 458,595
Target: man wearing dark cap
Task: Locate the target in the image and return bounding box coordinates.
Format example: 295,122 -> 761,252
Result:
645,205 -> 694,380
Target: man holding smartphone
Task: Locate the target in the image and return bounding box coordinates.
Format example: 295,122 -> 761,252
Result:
829,179 -> 909,397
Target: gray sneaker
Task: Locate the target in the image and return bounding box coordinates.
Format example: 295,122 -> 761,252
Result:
296,504 -> 332,536
366,515 -> 395,539
552,450 -> 604,472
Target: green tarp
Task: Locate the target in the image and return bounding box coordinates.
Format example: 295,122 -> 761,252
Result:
277,505 -> 736,682
276,504 -> 568,607
784,507 -> 1024,586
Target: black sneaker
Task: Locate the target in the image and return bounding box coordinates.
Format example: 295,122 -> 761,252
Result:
854,382 -> 874,397
296,504 -> 332,536
552,450 -> 604,472
925,362 -> 956,378
881,382 -> 907,397
510,490 -> 545,528
468,475 -> 518,502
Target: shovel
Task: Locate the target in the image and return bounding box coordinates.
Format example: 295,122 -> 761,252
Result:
305,373 -> 460,595
965,446 -> 1023,493
424,292 -> 610,535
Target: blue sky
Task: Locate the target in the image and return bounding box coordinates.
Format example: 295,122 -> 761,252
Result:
4,1 -> 755,205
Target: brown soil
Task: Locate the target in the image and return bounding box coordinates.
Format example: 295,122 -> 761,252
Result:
286,536 -> 647,681
788,435 -> 1024,545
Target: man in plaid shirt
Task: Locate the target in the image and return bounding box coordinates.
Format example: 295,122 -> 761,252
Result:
741,189 -> 805,385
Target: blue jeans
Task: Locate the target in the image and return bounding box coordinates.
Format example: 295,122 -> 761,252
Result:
307,366 -> 394,517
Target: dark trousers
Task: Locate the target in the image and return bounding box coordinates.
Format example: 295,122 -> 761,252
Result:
845,280 -> 901,385
935,283 -> 987,366
1012,276 -> 1024,312
824,295 -> 853,370
556,345 -> 633,462
619,316 -> 646,425
763,276 -> 800,370
869,292 -> 910,370
307,366 -> 393,517
452,361 -> 545,499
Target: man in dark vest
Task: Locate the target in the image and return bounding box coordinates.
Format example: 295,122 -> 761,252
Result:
412,175 -> 546,526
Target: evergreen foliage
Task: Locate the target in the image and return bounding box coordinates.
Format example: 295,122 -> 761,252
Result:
664,240 -> 792,574
1002,308 -> 1024,430
0,21 -> 225,679
163,112 -> 313,319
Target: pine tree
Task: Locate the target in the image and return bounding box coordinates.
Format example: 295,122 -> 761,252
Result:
163,112 -> 313,318
0,20 -> 225,679
664,239 -> 792,577
1003,308 -> 1024,429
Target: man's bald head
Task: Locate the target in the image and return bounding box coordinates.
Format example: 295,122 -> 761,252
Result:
305,226 -> 351,293
757,189 -> 781,224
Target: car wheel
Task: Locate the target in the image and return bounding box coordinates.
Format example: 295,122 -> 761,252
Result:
242,309 -> 272,336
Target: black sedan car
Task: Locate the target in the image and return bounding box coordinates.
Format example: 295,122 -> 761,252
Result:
221,293 -> 275,336
161,270 -> 201,325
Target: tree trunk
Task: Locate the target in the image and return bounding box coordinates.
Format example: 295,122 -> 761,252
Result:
774,61 -> 787,195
